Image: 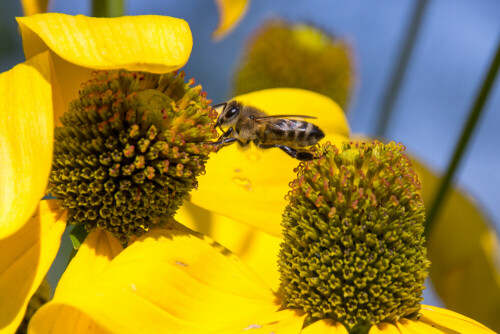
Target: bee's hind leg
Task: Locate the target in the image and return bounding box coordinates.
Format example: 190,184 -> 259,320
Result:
278,145 -> 314,161
256,144 -> 314,161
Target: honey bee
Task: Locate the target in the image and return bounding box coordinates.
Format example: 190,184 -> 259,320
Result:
211,100 -> 325,160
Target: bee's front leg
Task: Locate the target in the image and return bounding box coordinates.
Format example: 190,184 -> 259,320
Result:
210,137 -> 239,147
205,127 -> 235,147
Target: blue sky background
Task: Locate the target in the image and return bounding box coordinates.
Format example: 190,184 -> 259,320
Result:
2,0 -> 499,308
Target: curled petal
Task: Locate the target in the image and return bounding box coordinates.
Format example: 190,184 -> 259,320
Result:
30,226 -> 284,333
0,200 -> 66,333
212,0 -> 249,40
17,14 -> 192,74
0,51 -> 53,238
191,88 -> 349,236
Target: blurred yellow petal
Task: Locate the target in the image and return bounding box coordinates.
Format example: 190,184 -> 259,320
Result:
17,13 -> 193,126
0,51 -> 53,239
0,200 -> 66,333
54,229 -> 123,298
413,158 -> 500,332
176,201 -> 282,290
31,226 -> 282,333
419,305 -> 495,334
21,0 -> 49,16
191,88 -> 349,236
301,319 -> 348,334
351,135 -> 500,332
369,322 -> 401,334
212,0 -> 249,40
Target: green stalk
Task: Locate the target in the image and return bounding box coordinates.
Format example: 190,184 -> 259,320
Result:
375,0 -> 429,138
92,0 -> 125,17
424,40 -> 500,238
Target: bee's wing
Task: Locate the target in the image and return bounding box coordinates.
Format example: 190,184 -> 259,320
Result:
253,114 -> 317,121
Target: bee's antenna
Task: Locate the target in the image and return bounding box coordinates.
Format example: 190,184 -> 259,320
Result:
212,102 -> 227,110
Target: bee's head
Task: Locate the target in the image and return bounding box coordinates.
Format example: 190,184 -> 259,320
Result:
214,100 -> 241,128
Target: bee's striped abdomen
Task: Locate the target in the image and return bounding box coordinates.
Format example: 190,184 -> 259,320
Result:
263,119 -> 325,147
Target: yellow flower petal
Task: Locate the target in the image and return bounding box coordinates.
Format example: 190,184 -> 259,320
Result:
301,319 -> 348,334
29,305 -> 110,334
412,158 -> 500,332
212,0 -> 249,40
54,229 -> 123,298
17,13 -> 193,126
17,14 -> 192,74
396,318 -> 444,334
0,200 -> 66,333
419,305 -> 495,334
191,88 -> 349,236
21,0 -> 49,16
218,309 -> 306,333
176,201 -> 282,290
369,322 -> 401,334
31,225 -> 281,333
0,51 -> 53,239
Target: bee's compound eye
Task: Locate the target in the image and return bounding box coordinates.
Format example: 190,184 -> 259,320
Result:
226,107 -> 239,118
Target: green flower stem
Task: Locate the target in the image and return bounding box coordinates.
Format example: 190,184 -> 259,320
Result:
92,0 -> 125,17
375,0 -> 429,137
424,40 -> 500,238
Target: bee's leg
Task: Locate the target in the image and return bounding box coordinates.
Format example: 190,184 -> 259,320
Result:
257,143 -> 313,161
217,127 -> 233,140
277,145 -> 314,161
209,137 -> 239,147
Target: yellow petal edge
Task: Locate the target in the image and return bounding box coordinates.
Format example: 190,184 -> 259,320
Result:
213,0 -> 249,40
54,229 -> 123,299
191,88 -> 349,237
0,51 -> 53,239
0,200 -> 66,333
17,13 -> 193,74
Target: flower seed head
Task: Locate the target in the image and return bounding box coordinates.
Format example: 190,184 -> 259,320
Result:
279,141 -> 430,330
48,70 -> 218,242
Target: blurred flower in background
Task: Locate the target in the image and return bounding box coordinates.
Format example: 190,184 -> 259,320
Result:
233,19 -> 354,110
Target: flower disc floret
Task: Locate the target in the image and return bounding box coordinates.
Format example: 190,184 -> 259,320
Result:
278,141 -> 430,330
48,70 -> 218,242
